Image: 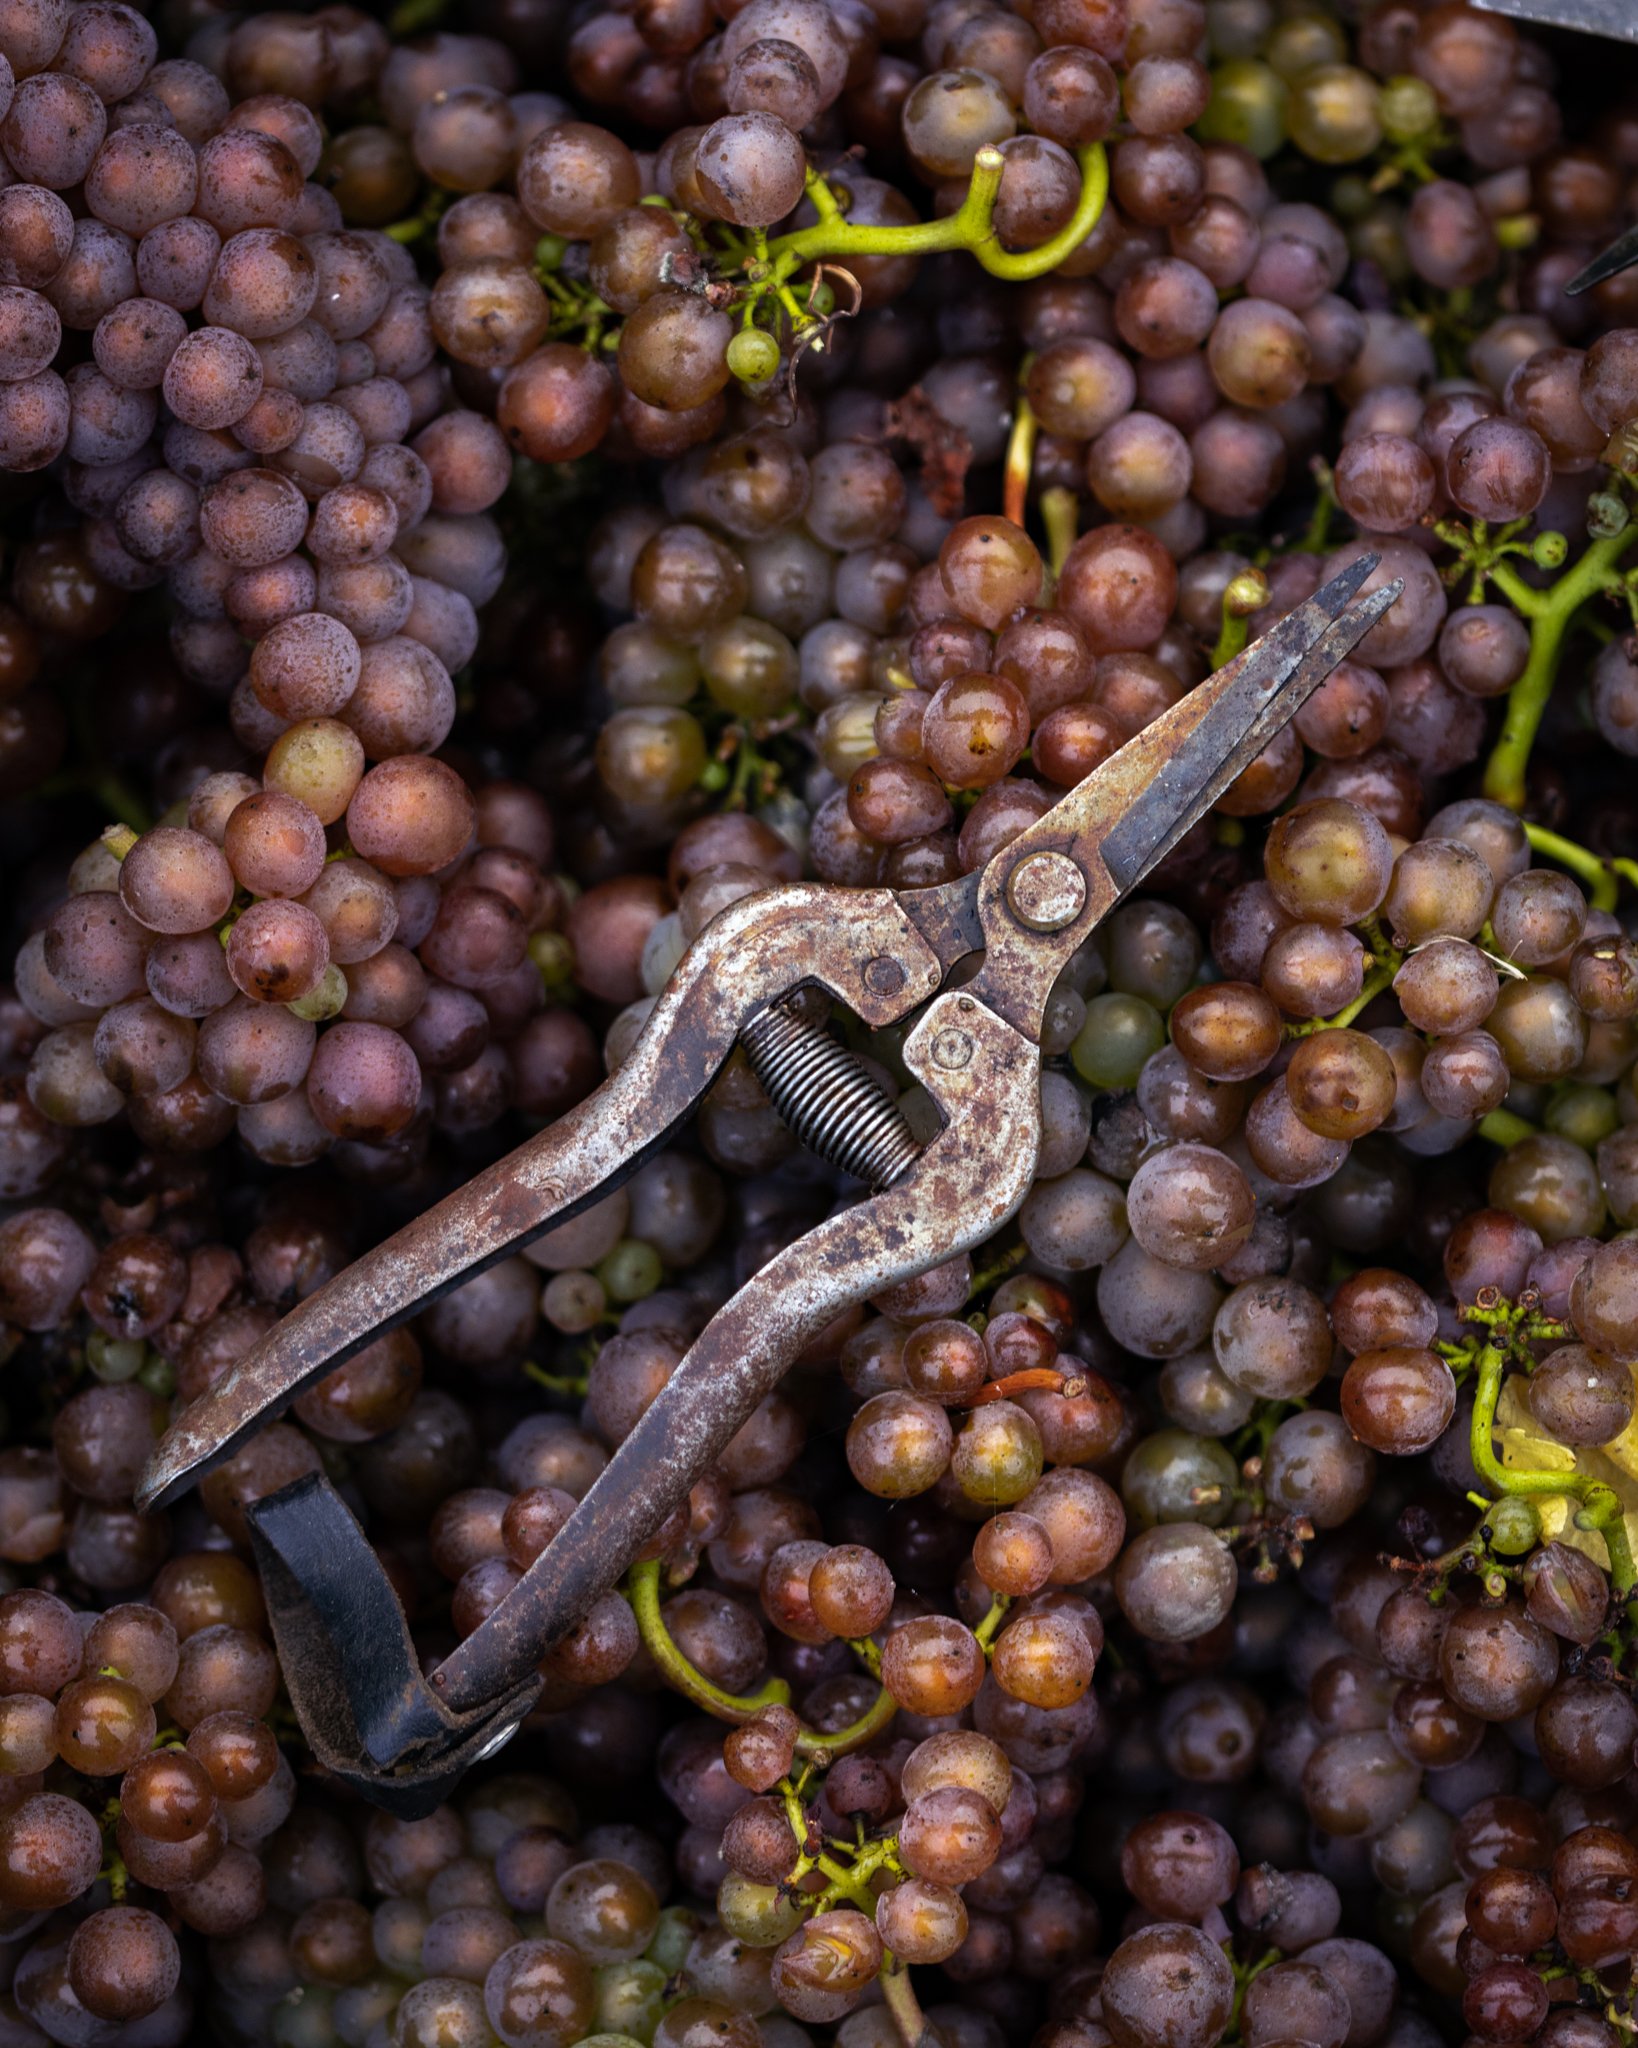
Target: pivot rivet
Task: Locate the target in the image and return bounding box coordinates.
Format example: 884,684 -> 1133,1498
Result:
1006,850 -> 1087,932
932,1029 -> 973,1070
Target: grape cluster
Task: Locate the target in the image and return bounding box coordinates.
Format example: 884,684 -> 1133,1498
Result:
9,0 -> 1638,2043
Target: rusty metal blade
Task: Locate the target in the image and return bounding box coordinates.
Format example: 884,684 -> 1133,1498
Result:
1473,0 -> 1638,37
1568,223 -> 1638,295
1097,568 -> 1402,895
957,558 -> 1401,1037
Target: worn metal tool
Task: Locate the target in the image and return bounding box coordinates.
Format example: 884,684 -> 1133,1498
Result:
1473,0 -> 1638,295
1474,0 -> 1638,37
136,557 -> 1401,1815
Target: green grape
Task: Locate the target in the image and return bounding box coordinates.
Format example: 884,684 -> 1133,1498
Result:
701,618 -> 798,719
727,329 -> 781,383
1289,64 -> 1383,163
598,1239 -> 663,1304
530,932 -> 577,989
646,1906 -> 703,1973
543,1271 -> 609,1334
1071,993 -> 1167,1090
715,1875 -> 804,1948
1486,1496 -> 1540,1557
1532,531 -> 1569,569
1121,1429 -> 1239,1531
1377,75 -> 1439,145
87,1331 -> 146,1383
1194,60 -> 1290,159
288,964 -> 349,1023
1546,1085 -> 1619,1150
594,1960 -> 668,2044
952,1402 -> 1044,1508
1264,13 -> 1346,79
138,1354 -> 177,1399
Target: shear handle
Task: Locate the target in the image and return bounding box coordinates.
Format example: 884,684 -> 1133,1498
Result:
244,1473 -> 540,1820
245,985 -> 1046,1808
139,882 -> 950,1511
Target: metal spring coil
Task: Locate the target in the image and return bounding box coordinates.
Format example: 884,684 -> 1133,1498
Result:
740,999 -> 922,1191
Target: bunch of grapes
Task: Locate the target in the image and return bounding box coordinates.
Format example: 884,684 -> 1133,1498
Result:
8,0 -> 1638,2043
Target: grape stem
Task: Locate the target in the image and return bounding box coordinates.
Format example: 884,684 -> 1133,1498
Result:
1467,1342 -> 1637,1595
768,143 -> 1109,283
1211,570 -> 1273,671
1003,393 -> 1037,531
1523,821 -> 1638,915
626,1558 -> 897,1757
1481,523 -> 1638,810
1040,487 -> 1079,581
521,1360 -> 591,1397
1227,1948 -> 1282,2041
1476,1107 -> 1536,1149
965,1240 -> 1028,1302
882,1958 -> 933,2048
952,1366 -> 1082,1405
1285,958 -> 1397,1036
1289,458 -> 1337,556
974,1594 -> 1012,1650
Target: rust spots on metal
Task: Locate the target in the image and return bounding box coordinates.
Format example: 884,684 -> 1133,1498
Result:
430,992 -> 1043,1714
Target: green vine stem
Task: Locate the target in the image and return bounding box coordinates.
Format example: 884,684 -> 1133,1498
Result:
1477,1107 -> 1537,1149
1523,821 -> 1638,915
1211,569 -> 1272,671
1481,523 -> 1638,810
626,1558 -> 897,1758
1468,1343 -> 1637,1595
1040,487 -> 1079,581
882,1959 -> 932,2048
1003,391 -> 1037,530
1286,959 -> 1396,1036
973,1595 -> 1012,1650
768,143 -> 1108,284
966,1240 -> 1028,1303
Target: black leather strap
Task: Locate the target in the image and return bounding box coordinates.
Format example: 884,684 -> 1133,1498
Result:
245,1473 -> 541,1818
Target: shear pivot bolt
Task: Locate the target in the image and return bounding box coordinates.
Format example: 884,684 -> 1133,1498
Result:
1006,851 -> 1086,932
931,1028 -> 973,1070
863,956 -> 905,997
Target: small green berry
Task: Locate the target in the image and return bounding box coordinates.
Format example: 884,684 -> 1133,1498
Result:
1531,529 -> 1569,569
87,1332 -> 145,1384
646,1905 -> 702,1973
529,931 -> 575,989
1486,1496 -> 1540,1557
598,1238 -> 662,1304
1377,74 -> 1439,146
726,328 -> 781,383
287,963 -> 348,1022
138,1354 -> 177,1400
1225,569 -> 1272,619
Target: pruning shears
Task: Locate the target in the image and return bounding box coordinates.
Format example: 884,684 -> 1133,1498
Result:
136,558 -> 1401,1815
